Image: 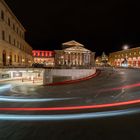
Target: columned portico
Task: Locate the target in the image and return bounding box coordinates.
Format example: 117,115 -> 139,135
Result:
55,40 -> 95,68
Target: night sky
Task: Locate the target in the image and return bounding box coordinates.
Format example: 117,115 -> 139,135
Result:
5,0 -> 140,56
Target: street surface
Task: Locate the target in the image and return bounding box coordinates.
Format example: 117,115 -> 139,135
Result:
0,68 -> 140,139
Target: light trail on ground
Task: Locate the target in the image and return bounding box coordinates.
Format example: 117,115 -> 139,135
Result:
0,96 -> 74,102
100,82 -> 140,93
0,99 -> 140,111
0,84 -> 11,92
0,108 -> 139,121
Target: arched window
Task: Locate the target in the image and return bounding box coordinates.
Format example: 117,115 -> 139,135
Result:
1,10 -> 4,20
8,18 -> 10,26
2,50 -> 6,66
2,30 -> 5,40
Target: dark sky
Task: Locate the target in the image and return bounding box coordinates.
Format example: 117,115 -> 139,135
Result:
5,0 -> 140,55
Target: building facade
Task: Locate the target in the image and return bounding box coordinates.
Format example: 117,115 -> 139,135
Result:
95,52 -> 108,66
55,40 -> 95,68
0,0 -> 33,67
32,50 -> 55,67
109,47 -> 140,67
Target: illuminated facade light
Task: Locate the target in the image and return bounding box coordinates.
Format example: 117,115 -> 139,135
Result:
123,45 -> 129,50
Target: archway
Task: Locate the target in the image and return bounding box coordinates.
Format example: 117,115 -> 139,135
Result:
9,52 -> 12,65
2,50 -> 6,66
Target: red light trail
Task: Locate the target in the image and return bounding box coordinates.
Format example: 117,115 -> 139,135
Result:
0,99 -> 140,112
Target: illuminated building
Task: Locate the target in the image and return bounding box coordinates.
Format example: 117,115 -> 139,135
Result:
95,57 -> 102,66
109,47 -> 140,67
55,40 -> 95,67
95,52 -> 108,66
0,0 -> 33,67
32,50 -> 55,67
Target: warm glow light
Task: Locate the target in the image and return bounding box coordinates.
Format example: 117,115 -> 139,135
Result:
123,45 -> 129,50
22,59 -> 25,62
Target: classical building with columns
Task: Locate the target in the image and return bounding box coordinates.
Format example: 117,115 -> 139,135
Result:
55,40 -> 95,68
0,0 -> 33,67
109,47 -> 140,67
32,50 -> 55,67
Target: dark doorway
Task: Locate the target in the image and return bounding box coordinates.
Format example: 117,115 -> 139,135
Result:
2,50 -> 6,66
9,53 -> 12,65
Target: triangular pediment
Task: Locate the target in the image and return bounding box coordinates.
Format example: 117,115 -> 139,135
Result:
62,40 -> 84,47
64,46 -> 90,52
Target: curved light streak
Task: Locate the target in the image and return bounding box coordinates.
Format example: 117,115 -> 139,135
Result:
0,108 -> 139,121
0,96 -> 74,102
1,99 -> 140,111
100,82 -> 140,93
0,84 -> 11,92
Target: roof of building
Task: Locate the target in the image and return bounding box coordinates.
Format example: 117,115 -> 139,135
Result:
62,40 -> 84,47
1,0 -> 26,31
110,47 -> 140,54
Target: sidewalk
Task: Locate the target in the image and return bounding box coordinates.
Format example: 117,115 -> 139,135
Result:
0,78 -> 43,86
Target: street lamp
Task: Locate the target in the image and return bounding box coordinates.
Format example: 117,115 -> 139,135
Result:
22,59 -> 25,62
22,59 -> 25,67
7,56 -> 10,66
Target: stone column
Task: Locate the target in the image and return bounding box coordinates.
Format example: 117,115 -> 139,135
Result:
88,54 -> 90,66
70,53 -> 72,66
82,53 -> 84,66
77,53 -> 79,66
76,53 -> 78,66
68,53 -> 70,66
80,53 -> 82,65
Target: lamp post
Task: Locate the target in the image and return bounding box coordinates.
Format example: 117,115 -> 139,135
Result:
7,56 -> 10,67
22,59 -> 25,67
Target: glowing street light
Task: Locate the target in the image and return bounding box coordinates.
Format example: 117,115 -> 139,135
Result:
7,56 -> 10,60
22,59 -> 25,62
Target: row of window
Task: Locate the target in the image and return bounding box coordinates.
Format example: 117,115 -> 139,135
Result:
0,10 -> 24,39
6,55 -> 31,63
13,55 -> 31,63
114,51 -> 140,58
33,51 -> 54,57
1,30 -> 32,54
